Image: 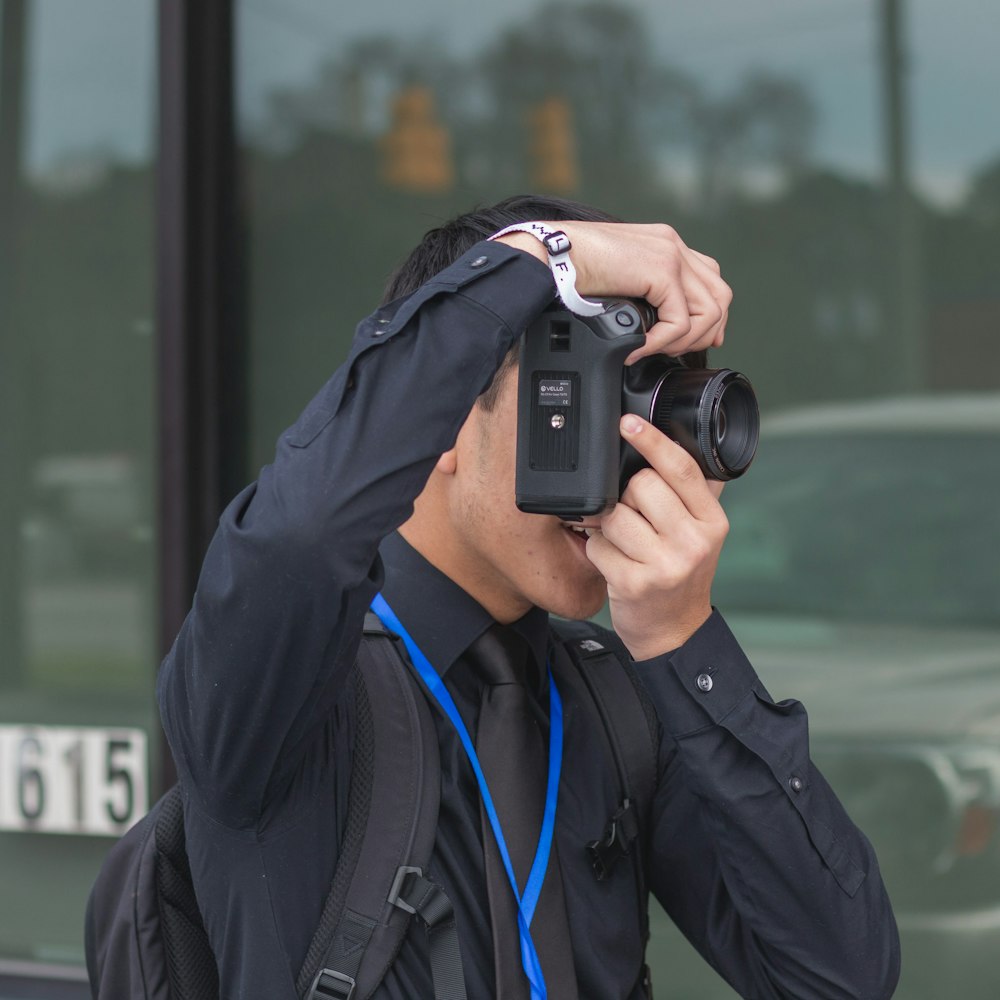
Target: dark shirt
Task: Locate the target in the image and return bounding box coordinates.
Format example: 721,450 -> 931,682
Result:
158,241 -> 900,999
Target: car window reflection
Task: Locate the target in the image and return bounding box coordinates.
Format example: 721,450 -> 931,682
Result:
715,430 -> 999,629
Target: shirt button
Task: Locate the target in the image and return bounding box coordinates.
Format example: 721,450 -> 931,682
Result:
789,776 -> 805,793
470,255 -> 489,268
696,673 -> 713,693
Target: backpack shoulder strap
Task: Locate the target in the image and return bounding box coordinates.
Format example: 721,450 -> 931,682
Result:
549,617 -> 659,994
550,618 -> 659,857
88,612 -> 464,1000
298,612 -> 465,1000
86,782 -> 219,1000
86,790 -> 173,1000
154,786 -> 221,997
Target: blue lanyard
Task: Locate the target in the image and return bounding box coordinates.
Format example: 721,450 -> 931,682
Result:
370,592 -> 563,1000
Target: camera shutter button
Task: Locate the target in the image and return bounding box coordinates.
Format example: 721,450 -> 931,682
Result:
615,310 -> 636,328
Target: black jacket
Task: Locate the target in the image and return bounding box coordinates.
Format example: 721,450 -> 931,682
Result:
158,241 -> 900,999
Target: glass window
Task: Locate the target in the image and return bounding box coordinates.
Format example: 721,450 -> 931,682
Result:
0,0 -> 157,972
237,2 -> 1000,996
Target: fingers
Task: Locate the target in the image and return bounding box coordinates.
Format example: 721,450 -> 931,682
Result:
590,501 -> 658,564
685,251 -> 730,349
554,221 -> 731,361
611,224 -> 729,358
637,245 -> 730,360
584,528 -> 637,588
619,227 -> 730,361
585,409 -> 729,660
589,417 -> 728,571
619,415 -> 727,525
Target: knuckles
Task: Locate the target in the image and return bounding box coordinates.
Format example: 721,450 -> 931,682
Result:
651,222 -> 679,243
673,453 -> 701,483
621,467 -> 661,502
684,534 -> 713,564
704,300 -> 724,327
622,449 -> 710,495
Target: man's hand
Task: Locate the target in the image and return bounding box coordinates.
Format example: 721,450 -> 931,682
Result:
497,218 -> 732,655
584,415 -> 730,661
495,221 -> 731,362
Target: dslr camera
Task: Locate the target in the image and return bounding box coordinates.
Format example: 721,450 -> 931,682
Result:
515,300 -> 759,517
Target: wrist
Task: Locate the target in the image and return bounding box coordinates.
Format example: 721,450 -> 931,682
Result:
492,230 -> 548,264
488,221 -> 604,317
620,605 -> 713,662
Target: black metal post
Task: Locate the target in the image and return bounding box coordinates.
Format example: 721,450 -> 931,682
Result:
157,0 -> 246,790
0,0 -> 29,691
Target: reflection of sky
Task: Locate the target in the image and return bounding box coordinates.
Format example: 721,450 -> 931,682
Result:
19,0 -> 1000,204
23,0 -> 156,170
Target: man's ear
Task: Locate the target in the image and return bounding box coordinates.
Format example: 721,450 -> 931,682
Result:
435,447 -> 458,476
435,407 -> 480,477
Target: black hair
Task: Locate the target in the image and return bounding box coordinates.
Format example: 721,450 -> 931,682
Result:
382,195 -> 623,411
382,194 -> 707,411
382,194 -> 620,305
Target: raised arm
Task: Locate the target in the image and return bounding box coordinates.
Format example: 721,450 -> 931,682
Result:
157,243 -> 556,826
157,220 -> 734,830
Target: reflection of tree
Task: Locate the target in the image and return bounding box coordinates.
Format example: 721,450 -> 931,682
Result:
237,0 -> 999,452
686,71 -> 816,212
479,2 -> 670,202
706,171 -> 895,405
259,35 -> 467,149
920,153 -> 1000,389
965,159 -> 1000,229
253,2 -> 815,213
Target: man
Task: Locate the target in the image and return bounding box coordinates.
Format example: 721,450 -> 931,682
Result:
158,194 -> 900,998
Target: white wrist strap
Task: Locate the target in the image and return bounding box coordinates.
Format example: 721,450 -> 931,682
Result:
488,221 -> 605,317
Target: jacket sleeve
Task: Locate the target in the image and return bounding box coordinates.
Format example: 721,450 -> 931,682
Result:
157,242 -> 555,829
635,610 -> 900,1000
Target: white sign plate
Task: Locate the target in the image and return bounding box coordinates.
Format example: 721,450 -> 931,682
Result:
0,724 -> 148,836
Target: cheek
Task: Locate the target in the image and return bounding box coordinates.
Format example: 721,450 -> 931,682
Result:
486,510 -> 555,580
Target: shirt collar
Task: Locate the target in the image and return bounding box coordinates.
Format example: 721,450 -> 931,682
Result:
378,531 -> 550,685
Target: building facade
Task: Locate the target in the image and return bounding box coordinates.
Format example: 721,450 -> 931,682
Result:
1,0 -> 999,996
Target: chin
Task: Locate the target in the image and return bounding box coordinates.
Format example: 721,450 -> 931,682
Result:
537,578 -> 608,622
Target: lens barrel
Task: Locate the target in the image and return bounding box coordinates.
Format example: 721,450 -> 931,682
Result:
620,358 -> 759,486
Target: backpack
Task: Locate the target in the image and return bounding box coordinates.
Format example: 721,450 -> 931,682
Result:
85,615 -> 658,1000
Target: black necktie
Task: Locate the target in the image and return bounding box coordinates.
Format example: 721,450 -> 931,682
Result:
471,625 -> 578,1000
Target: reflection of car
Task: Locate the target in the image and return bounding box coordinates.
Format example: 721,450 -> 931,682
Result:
22,454 -> 150,581
691,394 -> 1000,1000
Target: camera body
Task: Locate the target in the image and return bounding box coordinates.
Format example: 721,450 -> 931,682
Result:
515,300 -> 758,517
516,300 -> 646,516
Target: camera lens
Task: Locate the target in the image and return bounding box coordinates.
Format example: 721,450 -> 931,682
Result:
716,379 -> 759,475
621,359 -> 759,483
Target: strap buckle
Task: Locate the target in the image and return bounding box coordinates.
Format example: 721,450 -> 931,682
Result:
541,229 -> 572,257
387,865 -> 424,915
307,968 -> 356,1000
587,798 -> 639,881
388,865 -> 455,930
